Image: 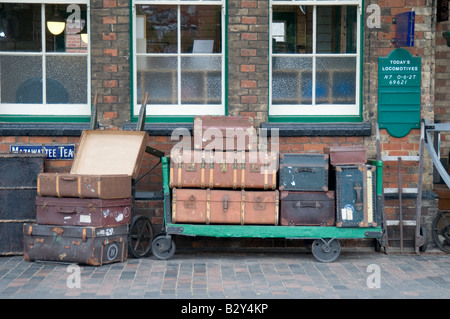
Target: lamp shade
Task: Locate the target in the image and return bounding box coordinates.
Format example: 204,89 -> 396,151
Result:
77,24 -> 88,44
47,6 -> 65,35
47,21 -> 65,35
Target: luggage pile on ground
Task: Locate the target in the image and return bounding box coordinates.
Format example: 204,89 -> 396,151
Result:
23,130 -> 149,266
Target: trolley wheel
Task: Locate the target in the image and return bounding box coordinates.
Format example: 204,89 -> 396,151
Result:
432,211 -> 450,253
128,215 -> 153,258
419,225 -> 428,252
151,235 -> 176,260
311,238 -> 340,263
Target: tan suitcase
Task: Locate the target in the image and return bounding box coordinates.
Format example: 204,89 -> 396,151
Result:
169,150 -> 277,190
171,188 -> 279,225
37,173 -> 131,199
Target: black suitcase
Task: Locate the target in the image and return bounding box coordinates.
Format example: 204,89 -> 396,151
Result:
1,154 -> 44,255
280,191 -> 335,226
23,223 -> 128,265
334,164 -> 378,228
279,153 -> 329,191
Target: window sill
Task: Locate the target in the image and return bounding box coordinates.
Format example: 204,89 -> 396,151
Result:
260,122 -> 372,137
122,123 -> 193,135
0,123 -> 90,136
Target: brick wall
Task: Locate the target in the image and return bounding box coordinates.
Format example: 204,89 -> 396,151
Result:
91,0 -> 131,128
228,0 -> 269,125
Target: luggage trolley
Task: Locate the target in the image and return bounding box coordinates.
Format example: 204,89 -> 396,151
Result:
148,156 -> 383,263
130,98 -> 383,263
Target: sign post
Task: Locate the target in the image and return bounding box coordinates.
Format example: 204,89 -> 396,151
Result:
378,48 -> 421,138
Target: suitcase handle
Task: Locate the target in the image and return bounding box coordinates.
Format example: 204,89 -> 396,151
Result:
295,168 -> 317,173
56,206 -> 84,214
59,176 -> 77,181
222,194 -> 230,212
294,201 -> 323,209
354,183 -> 362,211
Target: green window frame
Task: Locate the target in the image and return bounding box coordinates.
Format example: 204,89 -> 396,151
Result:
269,0 -> 364,123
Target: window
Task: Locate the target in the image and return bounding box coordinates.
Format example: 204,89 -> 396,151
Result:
269,0 -> 361,120
0,1 -> 90,120
133,1 -> 225,118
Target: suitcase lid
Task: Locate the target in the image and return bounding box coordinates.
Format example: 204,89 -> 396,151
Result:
323,145 -> 367,153
70,130 -> 148,179
279,153 -> 328,165
24,223 -> 129,238
194,116 -> 254,131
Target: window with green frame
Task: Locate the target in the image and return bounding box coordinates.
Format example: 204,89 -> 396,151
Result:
269,0 -> 362,121
133,1 -> 226,120
0,1 -> 90,122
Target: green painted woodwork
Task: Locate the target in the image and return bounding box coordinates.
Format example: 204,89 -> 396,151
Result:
166,224 -> 382,239
378,48 -> 421,138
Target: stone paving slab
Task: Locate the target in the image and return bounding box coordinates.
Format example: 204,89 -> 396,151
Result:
0,251 -> 449,300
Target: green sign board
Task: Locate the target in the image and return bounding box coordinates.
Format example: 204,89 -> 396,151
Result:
378,48 -> 421,138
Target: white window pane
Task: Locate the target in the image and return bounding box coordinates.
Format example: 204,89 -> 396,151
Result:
316,57 -> 356,104
0,56 -> 42,103
272,56 -> 312,104
136,5 -> 178,54
137,56 -> 178,104
181,56 -> 221,104
0,4 -> 42,52
46,56 -> 87,104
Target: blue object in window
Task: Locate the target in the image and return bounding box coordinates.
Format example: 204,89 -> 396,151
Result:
16,78 -> 69,104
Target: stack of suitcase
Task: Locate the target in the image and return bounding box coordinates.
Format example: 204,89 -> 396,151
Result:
170,116 -> 280,225
279,153 -> 335,226
279,146 -> 379,228
324,146 -> 380,228
23,130 -> 149,265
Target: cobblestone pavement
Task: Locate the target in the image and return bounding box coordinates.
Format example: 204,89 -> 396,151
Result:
0,250 -> 449,300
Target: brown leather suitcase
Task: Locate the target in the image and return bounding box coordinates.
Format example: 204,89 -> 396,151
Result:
23,223 -> 128,265
169,150 -> 277,190
280,191 -> 335,226
37,173 -> 132,199
172,188 -> 279,225
193,115 -> 257,150
35,196 -> 132,227
324,145 -> 367,166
